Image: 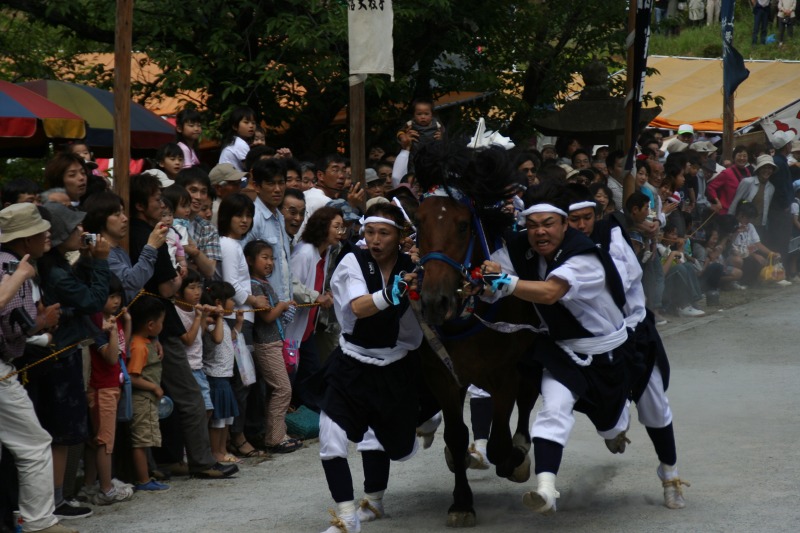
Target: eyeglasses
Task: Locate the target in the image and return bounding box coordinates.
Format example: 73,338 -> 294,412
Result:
283,207 -> 306,217
332,226 -> 346,235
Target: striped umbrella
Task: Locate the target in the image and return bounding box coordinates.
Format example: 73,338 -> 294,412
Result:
20,80 -> 176,153
0,79 -> 86,155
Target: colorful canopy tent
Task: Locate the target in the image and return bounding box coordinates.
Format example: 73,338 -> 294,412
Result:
0,80 -> 86,156
643,56 -> 800,133
19,80 -> 176,155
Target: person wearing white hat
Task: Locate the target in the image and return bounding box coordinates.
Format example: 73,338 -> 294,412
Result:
728,154 -> 776,228
676,124 -> 694,144
767,129 -> 798,278
0,205 -> 81,533
480,182 -> 647,514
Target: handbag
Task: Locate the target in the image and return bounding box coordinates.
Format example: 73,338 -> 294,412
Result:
268,291 -> 299,375
233,331 -> 257,386
117,356 -> 133,422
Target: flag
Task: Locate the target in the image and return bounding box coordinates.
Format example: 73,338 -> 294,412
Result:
348,0 -> 394,81
721,0 -> 749,98
759,100 -> 800,144
625,0 -> 654,172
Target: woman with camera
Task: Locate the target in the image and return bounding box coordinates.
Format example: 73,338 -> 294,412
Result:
34,202 -> 111,520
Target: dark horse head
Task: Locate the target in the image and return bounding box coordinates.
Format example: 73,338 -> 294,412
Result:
414,141 -> 519,325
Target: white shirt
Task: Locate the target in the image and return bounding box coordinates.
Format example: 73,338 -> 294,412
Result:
218,137 -> 250,171
608,227 -> 647,328
176,306 -> 204,370
217,236 -> 254,323
331,252 -> 422,366
284,241 -> 331,343
299,187 -> 334,238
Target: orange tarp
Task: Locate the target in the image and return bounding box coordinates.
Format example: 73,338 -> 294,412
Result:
643,56 -> 800,133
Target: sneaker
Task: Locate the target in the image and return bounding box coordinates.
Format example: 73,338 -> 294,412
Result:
467,443 -> 491,470
54,500 -> 93,520
731,281 -> 747,290
776,279 -> 792,287
192,462 -> 239,479
112,478 -> 135,491
36,523 -> 79,533
76,483 -> 99,502
93,485 -> 134,505
678,306 -> 706,318
134,479 -> 171,492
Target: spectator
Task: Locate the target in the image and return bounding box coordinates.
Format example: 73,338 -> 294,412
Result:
364,169 -> 384,201
606,150 -> 626,209
281,188 -> 306,250
175,167 -> 220,278
752,0 -> 771,45
1,178 -> 40,207
707,145 -> 751,215
176,107 -> 203,169
43,152 -> 87,207
729,154 -> 776,234
208,163 -> 245,226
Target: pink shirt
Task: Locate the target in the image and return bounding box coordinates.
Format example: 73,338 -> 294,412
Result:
178,141 -> 200,168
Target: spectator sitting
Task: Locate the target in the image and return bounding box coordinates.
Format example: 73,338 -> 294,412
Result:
658,224 -> 705,317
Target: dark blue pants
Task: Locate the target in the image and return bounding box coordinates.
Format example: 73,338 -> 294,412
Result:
753,7 -> 769,44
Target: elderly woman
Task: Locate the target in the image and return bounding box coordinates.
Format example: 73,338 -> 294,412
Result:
706,145 -> 751,215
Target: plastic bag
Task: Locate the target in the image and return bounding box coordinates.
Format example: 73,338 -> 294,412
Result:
760,254 -> 785,282
233,333 -> 257,386
117,357 -> 133,422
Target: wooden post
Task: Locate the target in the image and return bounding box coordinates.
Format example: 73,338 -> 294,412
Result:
722,92 -> 734,164
349,79 -> 367,211
114,0 -> 133,251
622,0 -> 637,206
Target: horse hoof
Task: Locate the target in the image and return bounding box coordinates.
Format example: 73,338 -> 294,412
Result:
446,511 -> 476,527
506,453 -> 531,483
512,433 -> 531,454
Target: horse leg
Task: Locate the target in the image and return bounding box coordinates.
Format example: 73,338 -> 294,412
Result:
486,386 -> 529,482
513,373 -> 540,455
440,386 -> 476,527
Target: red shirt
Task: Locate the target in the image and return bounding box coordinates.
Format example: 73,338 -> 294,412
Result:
88,312 -> 123,390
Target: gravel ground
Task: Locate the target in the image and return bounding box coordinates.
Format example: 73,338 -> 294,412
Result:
77,282 -> 800,533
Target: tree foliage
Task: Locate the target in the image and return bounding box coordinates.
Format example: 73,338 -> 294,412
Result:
3,0 -> 633,154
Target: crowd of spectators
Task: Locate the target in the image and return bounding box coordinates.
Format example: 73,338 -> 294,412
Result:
0,100 -> 798,532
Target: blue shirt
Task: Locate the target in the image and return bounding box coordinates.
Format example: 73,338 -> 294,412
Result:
241,197 -> 292,301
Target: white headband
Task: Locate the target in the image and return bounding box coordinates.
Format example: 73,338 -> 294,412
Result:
360,216 -> 405,230
568,200 -> 597,213
520,203 -> 568,218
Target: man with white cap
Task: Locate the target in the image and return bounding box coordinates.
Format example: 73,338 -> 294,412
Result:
676,124 -> 694,145
208,163 -> 245,225
480,182 -> 641,515
0,203 -> 80,533
768,130 -> 798,279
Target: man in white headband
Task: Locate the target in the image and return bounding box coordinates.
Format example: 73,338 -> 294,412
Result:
565,184 -> 688,510
479,181 -> 647,515
317,203 -> 425,533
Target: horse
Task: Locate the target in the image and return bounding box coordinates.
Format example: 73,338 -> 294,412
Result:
412,143 -> 541,527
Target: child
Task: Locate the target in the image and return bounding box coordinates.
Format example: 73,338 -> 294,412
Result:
731,201 -> 780,285
201,281 -> 243,464
174,269 -> 214,416
217,193 -> 270,458
81,275 -> 135,505
396,98 -> 444,172
245,240 -> 302,453
219,106 -> 257,171
252,125 -> 266,146
176,108 -> 202,169
128,295 -> 170,491
156,142 -> 185,181
161,184 -> 193,237
160,196 -> 188,277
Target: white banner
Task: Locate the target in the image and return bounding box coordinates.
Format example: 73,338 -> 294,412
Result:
760,100 -> 800,144
348,0 -> 394,81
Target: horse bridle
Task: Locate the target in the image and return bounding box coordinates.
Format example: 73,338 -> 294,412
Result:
416,187 -> 493,287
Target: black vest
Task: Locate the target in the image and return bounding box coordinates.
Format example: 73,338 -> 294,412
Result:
589,214 -> 629,311
508,227 -> 625,341
342,248 -> 415,350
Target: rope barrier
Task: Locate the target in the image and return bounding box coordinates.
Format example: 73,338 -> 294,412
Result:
0,289 -> 321,383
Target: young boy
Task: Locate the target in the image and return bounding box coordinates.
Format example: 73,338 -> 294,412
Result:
81,276 -> 135,505
128,296 -> 170,492
175,167 -> 220,279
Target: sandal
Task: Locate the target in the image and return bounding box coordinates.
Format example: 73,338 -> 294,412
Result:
267,438 -> 303,454
227,440 -> 269,458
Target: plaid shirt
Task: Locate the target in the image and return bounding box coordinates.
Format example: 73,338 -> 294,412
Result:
0,251 -> 38,361
189,215 -> 222,262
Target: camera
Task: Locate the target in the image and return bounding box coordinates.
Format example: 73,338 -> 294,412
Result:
2,260 -> 19,274
82,233 -> 98,246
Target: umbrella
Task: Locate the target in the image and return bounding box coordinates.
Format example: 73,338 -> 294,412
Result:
20,80 -> 176,155
0,79 -> 86,156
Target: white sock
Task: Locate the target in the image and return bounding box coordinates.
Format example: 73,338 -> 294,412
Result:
536,472 -> 557,496
474,439 -> 488,455
658,462 -> 679,481
364,490 -> 384,504
337,500 -> 357,517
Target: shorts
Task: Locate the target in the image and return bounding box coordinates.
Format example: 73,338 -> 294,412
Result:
131,393 -> 161,448
25,348 -> 89,445
191,369 -> 214,411
87,387 -> 121,453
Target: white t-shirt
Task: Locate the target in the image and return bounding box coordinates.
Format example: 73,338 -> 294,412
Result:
217,236 -> 254,323
176,305 -> 204,370
218,137 -> 250,171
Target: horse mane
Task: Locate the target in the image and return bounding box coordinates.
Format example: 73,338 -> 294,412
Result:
414,139 -> 518,236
